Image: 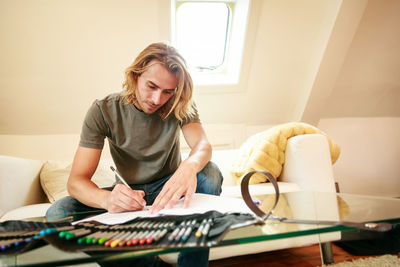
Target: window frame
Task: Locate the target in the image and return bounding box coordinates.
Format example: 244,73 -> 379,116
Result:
171,0 -> 250,86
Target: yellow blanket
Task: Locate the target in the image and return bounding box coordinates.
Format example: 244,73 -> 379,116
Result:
230,122 -> 340,185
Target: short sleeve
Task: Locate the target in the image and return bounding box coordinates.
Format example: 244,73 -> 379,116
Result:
79,101 -> 108,149
180,102 -> 201,127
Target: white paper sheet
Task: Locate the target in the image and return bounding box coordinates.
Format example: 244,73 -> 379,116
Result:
73,193 -> 253,225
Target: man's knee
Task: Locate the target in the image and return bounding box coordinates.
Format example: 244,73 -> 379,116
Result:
45,197 -> 72,221
196,161 -> 223,195
45,196 -> 98,221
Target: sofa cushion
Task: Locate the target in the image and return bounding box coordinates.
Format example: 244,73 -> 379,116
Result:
0,203 -> 52,222
230,122 -> 340,184
40,160 -> 115,203
211,149 -> 238,187
182,149 -> 238,187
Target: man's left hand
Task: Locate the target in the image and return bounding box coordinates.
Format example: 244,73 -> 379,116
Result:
149,161 -> 197,214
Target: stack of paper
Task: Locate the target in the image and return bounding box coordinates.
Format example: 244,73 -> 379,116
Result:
74,193 -> 253,225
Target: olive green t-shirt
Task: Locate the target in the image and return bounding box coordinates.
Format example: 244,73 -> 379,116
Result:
79,92 -> 200,184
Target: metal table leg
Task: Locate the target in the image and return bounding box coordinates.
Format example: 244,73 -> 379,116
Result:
320,242 -> 334,264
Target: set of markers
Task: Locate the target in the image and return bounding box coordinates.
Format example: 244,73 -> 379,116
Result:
1,216 -> 216,252
55,217 -> 215,248
0,226 -> 74,251
168,218 -> 213,244
58,220 -> 179,247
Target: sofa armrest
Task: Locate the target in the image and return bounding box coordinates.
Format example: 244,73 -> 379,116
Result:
280,134 -> 341,243
0,155 -> 48,217
280,134 -> 336,193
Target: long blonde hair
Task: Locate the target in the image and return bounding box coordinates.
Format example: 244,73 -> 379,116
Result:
122,42 -> 195,121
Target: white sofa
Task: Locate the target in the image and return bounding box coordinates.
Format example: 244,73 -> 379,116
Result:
0,134 -> 340,263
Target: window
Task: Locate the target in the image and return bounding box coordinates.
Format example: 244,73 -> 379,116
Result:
176,2 -> 230,71
171,0 -> 250,86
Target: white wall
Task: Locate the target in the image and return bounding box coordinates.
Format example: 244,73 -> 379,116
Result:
301,0 -> 368,125
0,124 -> 275,161
318,117 -> 400,197
0,0 -> 343,135
0,0 -> 164,134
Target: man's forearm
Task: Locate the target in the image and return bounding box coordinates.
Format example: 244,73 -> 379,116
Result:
67,176 -> 110,210
183,140 -> 212,173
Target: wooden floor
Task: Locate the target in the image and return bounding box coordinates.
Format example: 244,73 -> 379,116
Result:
208,243 -> 375,267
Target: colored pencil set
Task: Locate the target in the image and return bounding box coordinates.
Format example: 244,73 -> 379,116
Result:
1,217 -> 215,252
57,218 -> 214,248
0,226 -> 74,251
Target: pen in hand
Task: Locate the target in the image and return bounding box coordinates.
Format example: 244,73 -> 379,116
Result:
109,166 -> 146,210
110,166 -> 130,188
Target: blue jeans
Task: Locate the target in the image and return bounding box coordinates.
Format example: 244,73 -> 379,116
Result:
46,161 -> 223,267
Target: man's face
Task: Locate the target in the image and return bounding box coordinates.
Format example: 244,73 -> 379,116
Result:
135,62 -> 178,114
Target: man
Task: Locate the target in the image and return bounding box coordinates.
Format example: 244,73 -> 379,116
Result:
46,42 -> 223,267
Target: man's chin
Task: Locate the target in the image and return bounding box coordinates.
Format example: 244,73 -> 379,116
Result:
144,104 -> 161,114
135,102 -> 159,114
143,107 -> 159,114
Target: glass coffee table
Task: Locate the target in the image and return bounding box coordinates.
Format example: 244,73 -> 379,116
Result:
1,191 -> 400,266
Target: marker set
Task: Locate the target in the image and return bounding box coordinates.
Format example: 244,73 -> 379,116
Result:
0,225 -> 77,252
0,211 -> 256,255
57,220 -> 175,248
0,221 -> 73,254
55,217 -> 215,250
0,230 -> 41,251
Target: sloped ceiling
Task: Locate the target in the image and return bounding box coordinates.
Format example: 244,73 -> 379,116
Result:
303,0 -> 400,123
322,0 -> 400,118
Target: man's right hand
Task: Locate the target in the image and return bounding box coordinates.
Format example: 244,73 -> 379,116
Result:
106,184 -> 146,213
68,146 -> 147,213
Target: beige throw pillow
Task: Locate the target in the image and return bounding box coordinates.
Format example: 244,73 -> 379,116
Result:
40,160 -> 115,203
